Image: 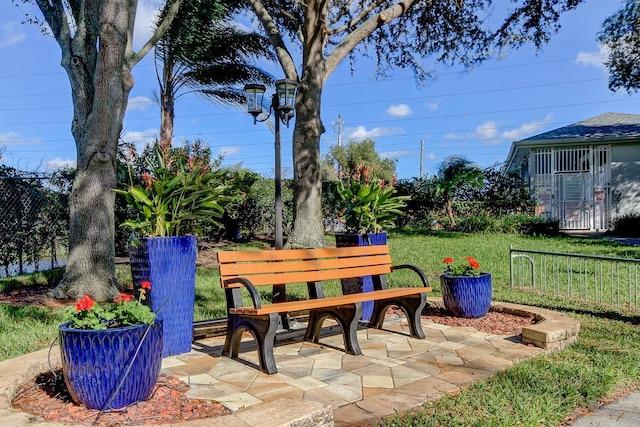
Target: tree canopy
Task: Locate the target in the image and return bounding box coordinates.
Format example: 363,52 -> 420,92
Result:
321,138 -> 396,182
598,0 -> 640,93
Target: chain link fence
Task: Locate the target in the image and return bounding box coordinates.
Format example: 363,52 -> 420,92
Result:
0,168 -> 72,277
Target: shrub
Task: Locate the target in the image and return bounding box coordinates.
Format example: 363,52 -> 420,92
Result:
453,215 -> 498,234
498,214 -> 560,236
610,213 -> 640,237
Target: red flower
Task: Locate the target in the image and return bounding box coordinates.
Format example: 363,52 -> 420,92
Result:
114,293 -> 133,303
467,257 -> 480,269
443,257 -> 454,264
141,172 -> 153,189
75,295 -> 94,311
140,281 -> 151,290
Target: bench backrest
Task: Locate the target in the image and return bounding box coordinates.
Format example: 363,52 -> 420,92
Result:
217,245 -> 393,288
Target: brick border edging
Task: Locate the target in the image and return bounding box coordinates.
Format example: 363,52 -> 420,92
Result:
427,298 -> 580,353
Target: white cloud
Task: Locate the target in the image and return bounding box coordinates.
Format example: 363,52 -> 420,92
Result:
380,149 -> 415,159
427,102 -> 439,111
218,146 -> 242,157
46,157 -> 76,170
0,22 -> 26,49
121,128 -> 158,152
501,114 -> 553,141
133,1 -> 163,48
127,96 -> 155,111
345,126 -> 405,139
386,104 -> 413,117
426,152 -> 437,160
0,132 -> 24,145
576,45 -> 608,69
476,121 -> 499,140
444,114 -> 553,146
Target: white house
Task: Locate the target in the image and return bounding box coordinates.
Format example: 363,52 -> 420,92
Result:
504,112 -> 640,231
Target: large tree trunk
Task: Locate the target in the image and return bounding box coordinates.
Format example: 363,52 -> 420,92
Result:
47,2 -> 133,301
36,0 -> 182,301
285,0 -> 327,249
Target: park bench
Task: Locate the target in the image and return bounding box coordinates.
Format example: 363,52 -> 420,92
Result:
217,244 -> 432,374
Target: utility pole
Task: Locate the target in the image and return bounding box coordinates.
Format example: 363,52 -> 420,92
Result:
420,140 -> 424,178
332,114 -> 345,178
332,114 -> 344,147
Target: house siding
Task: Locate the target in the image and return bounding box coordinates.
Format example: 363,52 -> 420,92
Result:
610,144 -> 640,222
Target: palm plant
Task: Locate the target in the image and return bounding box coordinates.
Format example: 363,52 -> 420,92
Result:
154,0 -> 275,144
433,155 -> 484,227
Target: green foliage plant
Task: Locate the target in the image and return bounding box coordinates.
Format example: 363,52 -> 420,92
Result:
64,282 -> 155,330
337,165 -> 409,234
114,145 -> 228,238
442,256 -> 482,277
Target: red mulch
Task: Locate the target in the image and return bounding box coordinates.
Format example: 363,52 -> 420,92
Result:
12,372 -> 231,426
421,305 -> 537,336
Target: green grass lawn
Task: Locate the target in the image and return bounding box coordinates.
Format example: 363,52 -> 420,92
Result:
2,231 -> 639,426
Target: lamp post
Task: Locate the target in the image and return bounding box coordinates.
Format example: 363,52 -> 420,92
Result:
244,79 -> 298,250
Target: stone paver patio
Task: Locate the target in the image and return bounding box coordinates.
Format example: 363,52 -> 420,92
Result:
1,299 -> 579,426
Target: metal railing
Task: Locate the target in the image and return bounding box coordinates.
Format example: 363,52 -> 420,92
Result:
510,246 -> 640,310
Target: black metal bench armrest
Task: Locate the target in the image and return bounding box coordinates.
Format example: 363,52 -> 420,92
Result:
223,277 -> 262,309
391,264 -> 431,288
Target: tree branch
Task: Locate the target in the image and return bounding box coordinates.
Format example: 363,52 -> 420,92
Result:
327,0 -> 386,35
126,0 -> 183,69
247,0 -> 298,79
34,0 -> 72,58
325,0 -> 419,78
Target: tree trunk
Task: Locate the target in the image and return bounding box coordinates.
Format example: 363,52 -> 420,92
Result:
446,198 -> 456,227
159,53 -> 175,145
48,2 -> 132,301
285,0 -> 327,249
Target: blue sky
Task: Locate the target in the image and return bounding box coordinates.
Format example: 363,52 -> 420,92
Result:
1,0 -> 640,179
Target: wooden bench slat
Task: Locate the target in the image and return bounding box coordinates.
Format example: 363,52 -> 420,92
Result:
223,264 -> 392,287
217,245 -> 390,263
229,286 -> 432,315
219,253 -> 392,277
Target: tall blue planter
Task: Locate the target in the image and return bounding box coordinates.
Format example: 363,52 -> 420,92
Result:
59,320 -> 163,410
440,273 -> 492,319
129,236 -> 197,357
335,232 -> 387,321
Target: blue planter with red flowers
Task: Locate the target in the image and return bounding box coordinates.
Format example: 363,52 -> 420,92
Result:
59,320 -> 163,410
440,273 -> 492,318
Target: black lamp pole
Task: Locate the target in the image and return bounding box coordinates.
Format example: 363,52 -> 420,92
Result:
244,79 -> 297,250
272,93 -> 283,249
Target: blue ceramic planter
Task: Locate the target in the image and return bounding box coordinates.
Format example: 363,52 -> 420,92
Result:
59,320 -> 163,410
335,232 -> 387,321
129,236 -> 197,357
440,273 -> 492,318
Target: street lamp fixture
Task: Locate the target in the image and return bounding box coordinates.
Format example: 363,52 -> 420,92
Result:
243,79 -> 298,250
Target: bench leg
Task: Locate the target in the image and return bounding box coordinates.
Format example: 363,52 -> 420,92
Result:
305,303 -> 363,355
223,313 -> 280,374
370,293 -> 428,339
